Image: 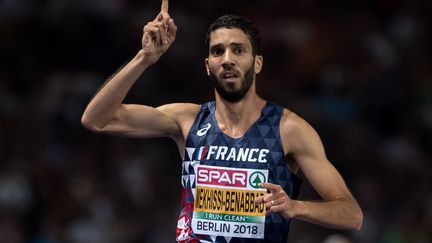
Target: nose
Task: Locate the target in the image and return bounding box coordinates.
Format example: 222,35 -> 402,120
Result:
222,50 -> 235,69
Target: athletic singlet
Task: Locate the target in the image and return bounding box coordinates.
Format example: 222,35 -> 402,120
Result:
176,101 -> 302,243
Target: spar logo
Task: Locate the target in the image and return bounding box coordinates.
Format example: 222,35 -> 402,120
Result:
249,171 -> 265,189
197,166 -> 247,188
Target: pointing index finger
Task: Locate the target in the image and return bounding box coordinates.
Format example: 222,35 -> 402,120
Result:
161,0 -> 169,13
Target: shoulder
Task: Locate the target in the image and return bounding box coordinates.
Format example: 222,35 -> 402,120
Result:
279,108 -> 323,155
280,108 -> 313,135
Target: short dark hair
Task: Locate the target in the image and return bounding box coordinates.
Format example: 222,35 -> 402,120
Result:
205,15 -> 262,56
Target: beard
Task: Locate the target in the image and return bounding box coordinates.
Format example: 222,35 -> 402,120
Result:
209,64 -> 255,103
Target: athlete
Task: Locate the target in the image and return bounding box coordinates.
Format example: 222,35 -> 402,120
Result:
81,0 -> 363,242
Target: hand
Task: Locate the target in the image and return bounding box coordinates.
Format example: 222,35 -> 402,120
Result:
254,182 -> 298,219
141,0 -> 177,65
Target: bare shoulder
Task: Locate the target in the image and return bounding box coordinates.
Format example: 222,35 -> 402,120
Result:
280,108 -> 314,136
280,108 -> 323,154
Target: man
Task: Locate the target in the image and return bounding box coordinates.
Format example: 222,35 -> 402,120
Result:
81,0 -> 363,242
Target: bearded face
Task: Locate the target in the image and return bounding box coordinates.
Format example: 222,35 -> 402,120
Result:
205,28 -> 262,103
209,60 -> 255,103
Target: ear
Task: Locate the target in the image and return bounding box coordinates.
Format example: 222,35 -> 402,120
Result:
205,58 -> 210,76
254,55 -> 263,74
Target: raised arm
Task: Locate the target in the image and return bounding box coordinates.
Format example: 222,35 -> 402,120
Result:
81,0 -> 191,142
256,111 -> 363,230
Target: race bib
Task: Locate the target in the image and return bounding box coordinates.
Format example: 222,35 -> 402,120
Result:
192,165 -> 268,239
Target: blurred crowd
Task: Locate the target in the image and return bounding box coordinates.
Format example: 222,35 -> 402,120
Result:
0,0 -> 431,242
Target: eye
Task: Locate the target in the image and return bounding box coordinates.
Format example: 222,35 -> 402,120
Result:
211,47 -> 224,56
234,48 -> 244,54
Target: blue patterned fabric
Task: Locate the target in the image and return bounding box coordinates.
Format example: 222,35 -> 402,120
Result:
176,101 -> 302,243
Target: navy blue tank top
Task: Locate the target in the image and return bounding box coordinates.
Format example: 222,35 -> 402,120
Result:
176,101 -> 302,243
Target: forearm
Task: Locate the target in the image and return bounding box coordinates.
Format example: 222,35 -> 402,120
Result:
293,197 -> 363,230
81,50 -> 151,131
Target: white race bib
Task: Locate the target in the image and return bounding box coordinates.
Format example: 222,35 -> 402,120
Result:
192,165 -> 268,239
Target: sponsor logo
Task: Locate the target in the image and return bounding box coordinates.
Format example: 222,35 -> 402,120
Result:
248,172 -> 265,189
197,123 -> 211,136
197,167 -> 247,188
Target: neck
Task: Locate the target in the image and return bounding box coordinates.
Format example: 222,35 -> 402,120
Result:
214,86 -> 266,138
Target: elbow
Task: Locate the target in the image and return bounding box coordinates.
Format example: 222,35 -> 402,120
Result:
81,114 -> 103,132
351,206 -> 364,231
355,211 -> 364,231
338,198 -> 363,231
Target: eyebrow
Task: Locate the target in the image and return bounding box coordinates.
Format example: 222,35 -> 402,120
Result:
209,42 -> 248,51
230,42 -> 247,48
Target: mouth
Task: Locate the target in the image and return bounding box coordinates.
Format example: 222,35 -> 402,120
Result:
221,71 -> 239,82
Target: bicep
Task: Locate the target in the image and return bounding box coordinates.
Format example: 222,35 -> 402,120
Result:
102,103 -> 183,139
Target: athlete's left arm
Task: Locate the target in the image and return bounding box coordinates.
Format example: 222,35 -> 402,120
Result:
255,110 -> 363,230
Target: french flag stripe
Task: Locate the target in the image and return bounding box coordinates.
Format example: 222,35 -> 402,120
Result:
195,146 -> 206,160
200,146 -> 207,160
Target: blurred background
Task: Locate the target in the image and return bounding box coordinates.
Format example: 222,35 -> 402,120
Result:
0,0 -> 431,242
